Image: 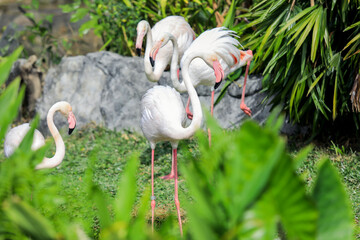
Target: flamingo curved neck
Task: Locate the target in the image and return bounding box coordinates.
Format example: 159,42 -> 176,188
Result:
168,36 -> 187,92
143,23 -> 162,82
167,35 -> 203,139
35,103 -> 65,169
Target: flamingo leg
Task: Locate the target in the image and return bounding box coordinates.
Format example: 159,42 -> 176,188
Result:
151,149 -> 156,232
186,97 -> 193,120
173,148 -> 183,236
160,149 -> 175,180
240,61 -> 252,116
207,88 -> 216,146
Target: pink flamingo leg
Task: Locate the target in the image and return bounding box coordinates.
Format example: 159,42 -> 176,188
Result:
207,89 -> 215,146
186,97 -> 193,120
173,148 -> 183,236
240,61 -> 252,116
151,149 -> 156,232
160,149 -> 175,180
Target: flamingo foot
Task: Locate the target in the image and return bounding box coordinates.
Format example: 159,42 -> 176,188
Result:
160,173 -> 175,180
240,103 -> 252,117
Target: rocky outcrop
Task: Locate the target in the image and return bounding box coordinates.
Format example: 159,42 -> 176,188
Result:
36,51 -> 271,134
7,55 -> 44,120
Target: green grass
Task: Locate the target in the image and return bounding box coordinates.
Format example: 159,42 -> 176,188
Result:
288,139 -> 360,237
1,124 -> 359,237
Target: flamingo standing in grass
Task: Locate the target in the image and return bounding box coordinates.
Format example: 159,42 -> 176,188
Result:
4,101 -> 76,169
136,16 -> 195,82
150,27 -> 253,179
141,31 -> 234,235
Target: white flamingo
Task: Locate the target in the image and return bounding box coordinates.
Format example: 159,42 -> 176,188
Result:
141,32 -> 230,235
136,15 -> 195,82
4,101 -> 76,170
150,27 -> 254,119
150,27 -> 253,179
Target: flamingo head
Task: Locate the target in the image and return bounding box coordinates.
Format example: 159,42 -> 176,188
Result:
59,102 -> 77,135
239,49 -> 253,66
202,54 -> 225,89
136,20 -> 149,56
149,33 -> 173,67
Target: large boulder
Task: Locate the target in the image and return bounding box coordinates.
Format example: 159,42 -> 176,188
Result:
36,51 -> 271,135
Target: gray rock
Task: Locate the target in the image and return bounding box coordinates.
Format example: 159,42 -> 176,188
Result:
0,24 -> 23,56
36,51 -> 272,135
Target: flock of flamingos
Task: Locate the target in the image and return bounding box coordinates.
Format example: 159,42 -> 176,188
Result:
3,15 -> 253,235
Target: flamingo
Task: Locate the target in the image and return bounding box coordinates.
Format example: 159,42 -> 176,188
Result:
141,31 -> 230,235
150,27 -> 253,179
4,101 -> 76,170
149,27 -> 254,119
136,16 -> 195,82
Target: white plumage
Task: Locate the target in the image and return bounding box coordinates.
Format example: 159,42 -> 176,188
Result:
136,16 -> 195,82
141,30 -> 239,236
3,101 -> 77,170
150,27 -> 254,119
141,85 -> 186,147
4,123 -> 45,157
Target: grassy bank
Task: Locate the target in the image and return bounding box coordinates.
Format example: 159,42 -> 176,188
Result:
1,123 -> 359,237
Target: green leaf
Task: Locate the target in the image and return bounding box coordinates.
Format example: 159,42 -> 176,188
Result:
267,153 -> 318,240
343,33 -> 360,50
78,18 -> 99,37
258,10 -> 286,57
31,0 -> 39,9
0,79 -> 25,141
0,47 -> 23,86
121,0 -> 133,8
293,10 -> 318,55
114,153 -> 140,223
3,196 -> 57,239
223,0 -> 236,28
333,75 -> 338,120
311,8 -> 322,62
277,6 -> 316,35
160,0 -> 167,17
70,8 -> 89,23
313,159 -> 354,240
307,70 -> 325,96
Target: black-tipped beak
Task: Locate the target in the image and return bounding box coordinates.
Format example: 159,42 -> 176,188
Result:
214,80 -> 222,89
68,125 -> 76,135
136,48 -> 141,57
149,57 -> 155,67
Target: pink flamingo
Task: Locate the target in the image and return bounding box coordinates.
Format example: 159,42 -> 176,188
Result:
136,16 -> 195,82
150,28 -> 253,179
4,101 -> 76,169
150,27 -> 254,120
141,30 -> 239,235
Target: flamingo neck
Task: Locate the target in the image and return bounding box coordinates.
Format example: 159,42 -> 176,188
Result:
143,23 -> 162,82
35,103 -> 65,169
166,36 -> 202,139
168,36 -> 187,92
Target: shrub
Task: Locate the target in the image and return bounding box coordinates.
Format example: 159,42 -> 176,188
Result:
236,0 -> 360,132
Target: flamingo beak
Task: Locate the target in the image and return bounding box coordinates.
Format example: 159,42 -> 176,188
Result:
149,41 -> 162,68
68,111 -> 76,135
213,60 -> 224,89
136,48 -> 141,57
136,31 -> 145,56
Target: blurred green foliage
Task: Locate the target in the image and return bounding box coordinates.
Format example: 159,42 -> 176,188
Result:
0,47 -> 355,239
